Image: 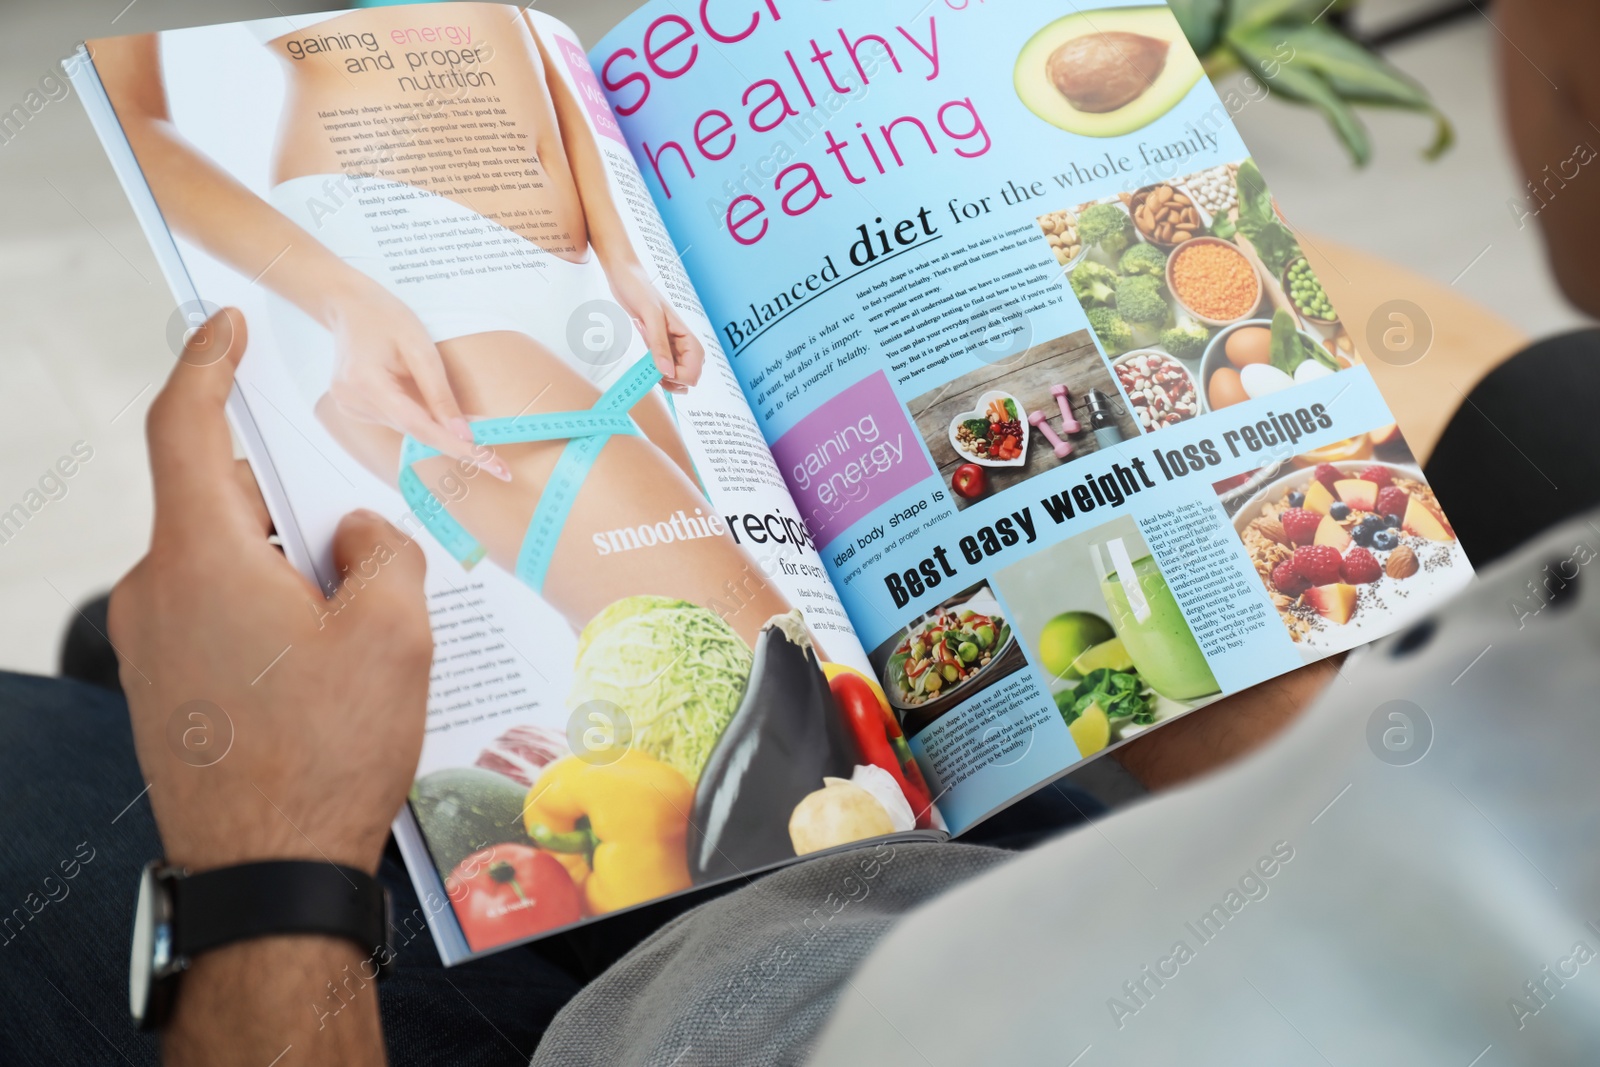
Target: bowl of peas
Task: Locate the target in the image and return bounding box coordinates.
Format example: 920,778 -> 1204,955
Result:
1281,255 -> 1338,327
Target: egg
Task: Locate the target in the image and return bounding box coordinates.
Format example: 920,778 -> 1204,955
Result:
1240,362 -> 1294,399
1207,367 -> 1247,409
1225,326 -> 1272,367
1294,360 -> 1334,383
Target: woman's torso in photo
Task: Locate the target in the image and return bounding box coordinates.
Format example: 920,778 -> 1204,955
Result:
264,4 -> 588,262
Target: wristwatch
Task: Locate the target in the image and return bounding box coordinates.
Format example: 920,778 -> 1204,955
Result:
129,859 -> 394,1030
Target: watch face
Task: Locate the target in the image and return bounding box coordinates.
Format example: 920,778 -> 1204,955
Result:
129,864 -> 156,1024
129,862 -> 175,1028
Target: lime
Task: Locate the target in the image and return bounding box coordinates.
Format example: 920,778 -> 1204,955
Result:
1068,702 -> 1111,756
1070,636 -> 1133,677
1037,612 -> 1115,681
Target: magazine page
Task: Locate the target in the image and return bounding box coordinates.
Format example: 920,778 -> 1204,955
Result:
591,1 -> 1476,831
78,3 -> 938,964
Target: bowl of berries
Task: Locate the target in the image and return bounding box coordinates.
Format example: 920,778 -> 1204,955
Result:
1229,459 -> 1471,655
948,391 -> 1029,467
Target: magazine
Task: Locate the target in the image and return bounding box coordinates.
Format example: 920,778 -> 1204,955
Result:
68,0 -> 1473,963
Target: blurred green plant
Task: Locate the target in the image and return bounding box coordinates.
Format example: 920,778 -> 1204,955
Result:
1171,0 -> 1453,165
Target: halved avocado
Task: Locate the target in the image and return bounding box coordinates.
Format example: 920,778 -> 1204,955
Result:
1015,6 -> 1203,138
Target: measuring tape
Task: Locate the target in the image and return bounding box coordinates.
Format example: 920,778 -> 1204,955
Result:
398,354 -> 664,593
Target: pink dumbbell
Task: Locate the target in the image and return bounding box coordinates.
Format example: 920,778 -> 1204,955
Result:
1051,384 -> 1083,434
1029,409 -> 1073,458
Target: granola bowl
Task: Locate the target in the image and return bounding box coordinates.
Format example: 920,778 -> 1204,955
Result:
1228,460 -> 1472,658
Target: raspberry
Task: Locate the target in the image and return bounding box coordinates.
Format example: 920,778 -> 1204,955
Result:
1272,560 -> 1310,597
1280,507 -> 1323,546
1313,463 -> 1343,494
1291,545 -> 1344,586
1375,486 -> 1409,518
1340,547 -> 1382,584
1360,465 -> 1394,489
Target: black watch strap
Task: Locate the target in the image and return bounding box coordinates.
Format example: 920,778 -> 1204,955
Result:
171,861 -> 393,975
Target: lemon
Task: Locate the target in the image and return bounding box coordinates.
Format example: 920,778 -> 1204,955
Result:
1068,702 -> 1111,756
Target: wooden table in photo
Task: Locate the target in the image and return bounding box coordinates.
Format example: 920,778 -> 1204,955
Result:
907,328 -> 1142,508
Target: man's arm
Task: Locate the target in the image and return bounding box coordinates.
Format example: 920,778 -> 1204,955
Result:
1114,657 -> 1339,791
108,309 -> 431,1065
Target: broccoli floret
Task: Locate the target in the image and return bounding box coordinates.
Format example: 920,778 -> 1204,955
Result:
1077,204 -> 1134,257
1159,323 -> 1210,360
1086,307 -> 1133,356
1115,274 -> 1170,329
1069,261 -> 1118,308
1118,242 -> 1168,278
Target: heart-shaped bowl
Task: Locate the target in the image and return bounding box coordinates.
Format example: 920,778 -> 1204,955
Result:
948,390 -> 1029,467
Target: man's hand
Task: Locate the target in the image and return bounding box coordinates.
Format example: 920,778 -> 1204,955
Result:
111,306 -> 432,875
109,308 -> 433,1064
1115,657 -> 1339,791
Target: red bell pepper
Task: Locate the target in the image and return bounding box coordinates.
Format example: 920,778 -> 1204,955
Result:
827,668 -> 936,828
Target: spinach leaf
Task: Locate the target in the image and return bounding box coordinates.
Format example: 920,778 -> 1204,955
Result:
1231,159 -> 1302,275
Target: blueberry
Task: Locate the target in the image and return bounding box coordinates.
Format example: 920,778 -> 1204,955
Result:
1352,519 -> 1381,547
1372,529 -> 1399,551
1288,491 -> 1305,508
1329,501 -> 1351,521
1383,513 -> 1402,528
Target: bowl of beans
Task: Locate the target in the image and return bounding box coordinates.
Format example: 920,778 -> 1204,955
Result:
1113,349 -> 1203,433
1165,237 -> 1264,327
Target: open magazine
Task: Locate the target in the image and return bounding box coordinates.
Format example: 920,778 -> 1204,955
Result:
69,0 -> 1473,963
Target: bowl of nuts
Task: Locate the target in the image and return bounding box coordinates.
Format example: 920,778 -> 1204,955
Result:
1126,183 -> 1205,250
1035,209 -> 1085,271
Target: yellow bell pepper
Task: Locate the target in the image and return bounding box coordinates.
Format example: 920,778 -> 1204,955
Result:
522,748 -> 693,915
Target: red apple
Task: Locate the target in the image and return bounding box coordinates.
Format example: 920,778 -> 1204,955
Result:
951,463 -> 987,499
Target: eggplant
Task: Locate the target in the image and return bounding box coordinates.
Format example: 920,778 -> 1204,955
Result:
686,612 -> 861,883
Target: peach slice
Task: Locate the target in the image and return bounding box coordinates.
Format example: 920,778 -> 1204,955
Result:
1333,478 -> 1378,511
1313,515 -> 1352,551
1301,480 -> 1335,516
1403,497 -> 1455,541
1305,583 -> 1357,625
1369,423 -> 1403,448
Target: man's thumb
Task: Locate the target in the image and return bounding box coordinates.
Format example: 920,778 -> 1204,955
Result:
329,509 -> 427,612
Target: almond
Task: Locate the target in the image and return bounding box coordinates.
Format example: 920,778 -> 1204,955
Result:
1385,545 -> 1419,579
1255,517 -> 1288,545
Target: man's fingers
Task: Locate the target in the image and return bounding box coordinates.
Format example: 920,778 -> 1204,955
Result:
148,307 -> 253,540
391,396 -> 511,481
233,459 -> 273,537
328,509 -> 429,640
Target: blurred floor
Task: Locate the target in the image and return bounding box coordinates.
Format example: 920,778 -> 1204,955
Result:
0,0 -> 1584,679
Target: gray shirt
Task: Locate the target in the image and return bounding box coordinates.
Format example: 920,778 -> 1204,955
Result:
535,509 -> 1600,1065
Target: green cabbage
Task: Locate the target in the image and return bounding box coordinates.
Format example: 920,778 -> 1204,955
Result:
570,596 -> 752,781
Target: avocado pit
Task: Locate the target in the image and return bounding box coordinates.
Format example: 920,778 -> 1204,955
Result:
1047,30 -> 1170,114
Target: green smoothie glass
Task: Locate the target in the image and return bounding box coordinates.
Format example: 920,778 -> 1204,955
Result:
1091,536 -> 1219,701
